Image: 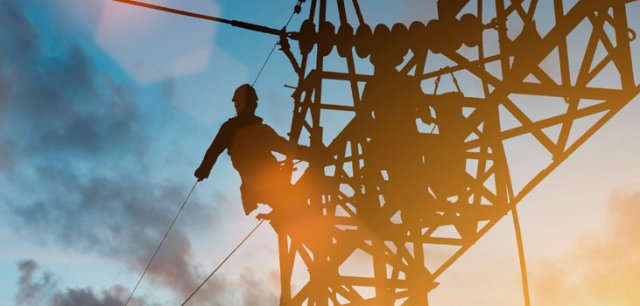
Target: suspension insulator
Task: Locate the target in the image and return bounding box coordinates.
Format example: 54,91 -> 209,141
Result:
298,20 -> 316,55
429,18 -> 462,54
448,18 -> 464,52
336,24 -> 354,58
372,24 -> 400,67
459,14 -> 483,47
372,24 -> 391,51
391,23 -> 410,57
354,24 -> 373,58
318,21 -> 336,56
408,21 -> 428,55
426,19 -> 446,54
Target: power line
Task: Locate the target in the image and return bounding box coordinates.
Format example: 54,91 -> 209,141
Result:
117,1 -> 306,304
112,0 -> 283,37
180,6 -> 303,302
251,5 -> 300,86
124,181 -> 199,306
180,219 -> 266,305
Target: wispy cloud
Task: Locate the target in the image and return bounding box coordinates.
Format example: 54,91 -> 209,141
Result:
0,0 -> 268,304
16,259 -> 151,306
533,191 -> 640,306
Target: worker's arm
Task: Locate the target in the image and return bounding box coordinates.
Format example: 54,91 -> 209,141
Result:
408,77 -> 434,125
269,127 -> 308,158
266,125 -> 327,163
194,121 -> 232,181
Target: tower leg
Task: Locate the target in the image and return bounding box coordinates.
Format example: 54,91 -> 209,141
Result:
279,235 -> 292,306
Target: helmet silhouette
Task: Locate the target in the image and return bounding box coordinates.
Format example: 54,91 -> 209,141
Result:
233,84 -> 258,103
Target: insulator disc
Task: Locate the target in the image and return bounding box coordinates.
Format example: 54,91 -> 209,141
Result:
298,20 -> 316,55
336,24 -> 354,58
408,21 -> 428,54
459,14 -> 483,47
426,19 -> 445,53
448,18 -> 464,52
372,24 -> 391,51
318,21 -> 336,56
372,24 -> 407,67
429,18 -> 462,54
391,23 -> 410,56
354,24 -> 373,58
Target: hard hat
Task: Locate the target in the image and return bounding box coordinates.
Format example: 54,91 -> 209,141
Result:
232,84 -> 258,103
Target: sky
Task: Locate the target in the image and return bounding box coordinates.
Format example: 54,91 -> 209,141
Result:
1,0 -> 640,305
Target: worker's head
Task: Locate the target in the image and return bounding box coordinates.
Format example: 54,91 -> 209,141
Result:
232,84 -> 258,115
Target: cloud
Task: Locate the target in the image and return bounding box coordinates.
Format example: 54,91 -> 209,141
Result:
0,0 -> 141,165
51,287 -> 141,306
9,168 -> 215,298
15,259 -> 151,306
0,1 -> 276,304
16,260 -> 278,306
237,268 -> 279,306
532,191 -> 640,306
16,260 -> 57,306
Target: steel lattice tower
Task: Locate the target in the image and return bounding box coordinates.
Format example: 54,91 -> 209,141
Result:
112,0 -> 640,304
277,0 -> 640,305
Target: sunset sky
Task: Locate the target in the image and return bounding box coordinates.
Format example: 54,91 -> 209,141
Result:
1,0 -> 640,305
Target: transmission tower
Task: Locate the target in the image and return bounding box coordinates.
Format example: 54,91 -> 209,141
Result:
115,0 -> 640,304
278,0 -> 639,305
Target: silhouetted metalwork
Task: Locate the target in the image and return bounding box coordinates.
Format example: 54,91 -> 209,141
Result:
276,1 -> 639,305
118,0 -> 640,304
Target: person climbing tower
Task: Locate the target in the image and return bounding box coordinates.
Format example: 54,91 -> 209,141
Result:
194,84 -> 317,217
359,24 -> 435,227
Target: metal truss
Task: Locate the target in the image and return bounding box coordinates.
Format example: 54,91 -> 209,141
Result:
279,0 -> 640,305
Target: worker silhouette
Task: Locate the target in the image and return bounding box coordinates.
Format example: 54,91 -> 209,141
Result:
428,92 -> 469,200
194,84 -> 313,217
360,35 -> 435,228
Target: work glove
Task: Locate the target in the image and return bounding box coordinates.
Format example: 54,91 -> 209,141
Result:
194,166 -> 211,181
